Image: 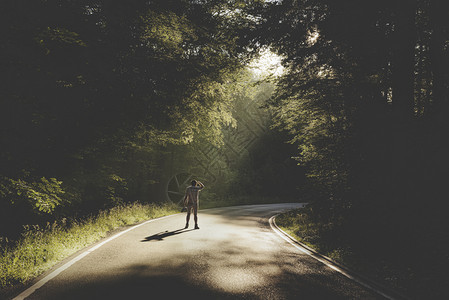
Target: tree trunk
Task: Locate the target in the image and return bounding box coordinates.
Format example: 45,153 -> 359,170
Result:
429,0 -> 448,118
389,1 -> 418,206
391,0 -> 418,120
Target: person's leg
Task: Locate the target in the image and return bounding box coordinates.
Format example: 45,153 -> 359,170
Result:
193,203 -> 199,229
185,206 -> 192,228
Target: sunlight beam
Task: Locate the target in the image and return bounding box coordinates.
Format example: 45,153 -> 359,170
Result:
248,48 -> 284,79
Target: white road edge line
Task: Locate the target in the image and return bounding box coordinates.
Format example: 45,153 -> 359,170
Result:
269,215 -> 397,300
13,214 -> 178,300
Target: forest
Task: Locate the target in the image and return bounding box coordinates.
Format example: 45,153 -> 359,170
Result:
1,0 -> 448,297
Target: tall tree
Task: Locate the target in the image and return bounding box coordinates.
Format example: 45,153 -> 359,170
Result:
256,0 -> 449,221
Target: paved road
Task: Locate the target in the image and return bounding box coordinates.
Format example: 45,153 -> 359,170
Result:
20,203 -> 385,299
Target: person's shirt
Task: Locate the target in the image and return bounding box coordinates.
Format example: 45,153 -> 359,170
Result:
185,185 -> 203,204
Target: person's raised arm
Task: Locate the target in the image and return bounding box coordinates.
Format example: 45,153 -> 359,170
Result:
197,181 -> 205,189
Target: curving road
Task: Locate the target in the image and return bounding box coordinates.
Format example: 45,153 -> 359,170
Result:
17,203 -> 387,299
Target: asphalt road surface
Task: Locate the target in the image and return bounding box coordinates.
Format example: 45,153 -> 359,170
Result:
17,203 -> 387,299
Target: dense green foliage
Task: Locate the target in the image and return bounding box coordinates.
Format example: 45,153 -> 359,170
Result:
0,0 -> 265,237
257,0 -> 449,230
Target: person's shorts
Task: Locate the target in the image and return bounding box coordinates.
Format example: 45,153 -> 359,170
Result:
187,202 -> 198,215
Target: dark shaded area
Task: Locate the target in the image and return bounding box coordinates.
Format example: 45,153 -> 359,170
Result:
228,131 -> 306,201
30,273 -> 235,300
27,263 -> 372,300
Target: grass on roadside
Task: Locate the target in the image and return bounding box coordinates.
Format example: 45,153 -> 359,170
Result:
0,202 -> 179,291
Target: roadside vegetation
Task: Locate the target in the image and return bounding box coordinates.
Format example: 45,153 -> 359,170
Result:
0,202 -> 178,296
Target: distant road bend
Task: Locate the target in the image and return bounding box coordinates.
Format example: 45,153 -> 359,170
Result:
15,203 -> 391,299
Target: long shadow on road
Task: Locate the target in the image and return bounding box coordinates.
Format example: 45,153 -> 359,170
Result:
141,228 -> 196,242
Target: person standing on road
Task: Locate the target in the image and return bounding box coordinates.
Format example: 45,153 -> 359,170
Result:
183,180 -> 204,229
